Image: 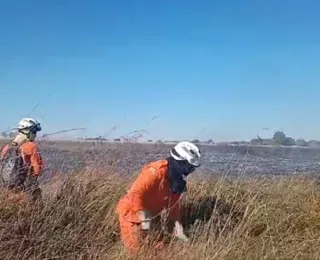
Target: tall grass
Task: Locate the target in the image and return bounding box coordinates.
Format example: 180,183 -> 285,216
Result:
0,169 -> 319,260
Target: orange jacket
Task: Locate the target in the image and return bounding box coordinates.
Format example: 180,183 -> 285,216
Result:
116,159 -> 181,223
0,141 -> 43,176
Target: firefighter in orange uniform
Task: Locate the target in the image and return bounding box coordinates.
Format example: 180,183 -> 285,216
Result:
0,118 -> 43,201
116,141 -> 201,253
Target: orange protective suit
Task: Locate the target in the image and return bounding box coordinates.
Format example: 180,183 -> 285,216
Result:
0,141 -> 43,176
116,159 -> 181,253
0,141 -> 43,201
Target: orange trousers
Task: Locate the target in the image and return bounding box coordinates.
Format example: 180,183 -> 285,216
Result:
118,214 -> 143,253
118,214 -> 165,254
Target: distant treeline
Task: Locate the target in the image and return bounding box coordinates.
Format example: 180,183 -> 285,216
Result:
186,131 -> 320,148
249,131 -> 320,148
2,130 -> 319,148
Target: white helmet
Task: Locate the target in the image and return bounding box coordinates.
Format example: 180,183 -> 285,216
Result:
170,141 -> 201,167
17,118 -> 42,133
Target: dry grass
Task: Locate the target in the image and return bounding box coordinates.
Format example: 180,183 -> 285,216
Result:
0,170 -> 318,260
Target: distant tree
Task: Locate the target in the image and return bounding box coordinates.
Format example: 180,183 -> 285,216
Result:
8,131 -> 16,138
206,139 -> 214,144
296,138 -> 308,147
1,131 -> 8,138
147,139 -> 153,143
250,138 -> 272,145
191,139 -> 200,144
282,137 -> 296,146
273,131 -> 286,145
308,140 -> 320,148
250,138 -> 261,145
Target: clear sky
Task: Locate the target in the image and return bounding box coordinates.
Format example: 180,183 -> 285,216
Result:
0,0 -> 319,142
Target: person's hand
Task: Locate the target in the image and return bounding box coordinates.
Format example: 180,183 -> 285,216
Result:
137,210 -> 152,231
173,221 -> 189,242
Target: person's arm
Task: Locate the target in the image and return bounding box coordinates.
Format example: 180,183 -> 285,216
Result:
168,193 -> 182,222
130,166 -> 159,214
169,193 -> 189,242
129,166 -> 160,229
29,145 -> 43,176
0,144 -> 9,160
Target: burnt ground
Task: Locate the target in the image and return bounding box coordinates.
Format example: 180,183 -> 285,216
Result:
19,140 -> 320,182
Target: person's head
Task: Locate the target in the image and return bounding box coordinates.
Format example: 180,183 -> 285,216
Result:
17,118 -> 42,141
169,141 -> 201,176
166,141 -> 201,194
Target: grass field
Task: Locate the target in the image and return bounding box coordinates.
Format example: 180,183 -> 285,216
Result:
0,139 -> 320,259
0,167 -> 319,260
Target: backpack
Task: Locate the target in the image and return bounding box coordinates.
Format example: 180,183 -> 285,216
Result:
0,141 -> 28,189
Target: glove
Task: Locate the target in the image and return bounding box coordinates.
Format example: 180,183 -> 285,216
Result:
173,221 -> 189,242
137,210 -> 152,231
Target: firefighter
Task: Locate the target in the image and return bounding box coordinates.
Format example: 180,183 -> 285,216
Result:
0,118 -> 43,202
116,141 -> 201,253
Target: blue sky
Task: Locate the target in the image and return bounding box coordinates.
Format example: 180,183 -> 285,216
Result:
0,0 -> 319,141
